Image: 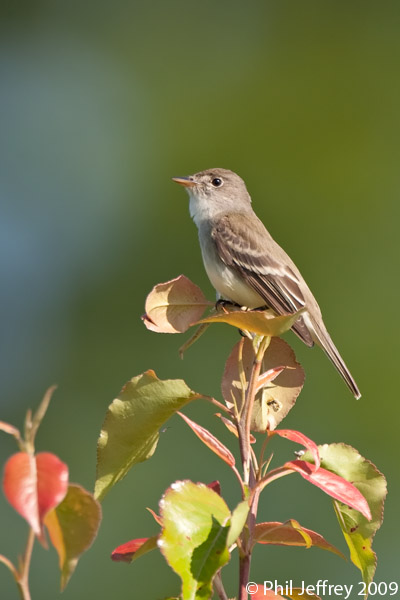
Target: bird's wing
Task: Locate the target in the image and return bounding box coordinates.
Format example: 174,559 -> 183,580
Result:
211,213 -> 314,346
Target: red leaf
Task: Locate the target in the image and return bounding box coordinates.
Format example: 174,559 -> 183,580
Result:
111,536 -> 158,562
111,538 -> 149,562
286,460 -> 371,520
177,412 -> 235,467
272,430 -> 320,470
36,453 -> 69,521
206,481 -> 221,495
256,366 -> 286,392
3,452 -> 69,541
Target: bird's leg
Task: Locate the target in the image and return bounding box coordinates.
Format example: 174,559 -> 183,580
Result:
215,298 -> 241,313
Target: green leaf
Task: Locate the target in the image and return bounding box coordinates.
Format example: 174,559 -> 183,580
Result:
45,484 -> 102,590
303,443 -> 387,591
227,500 -> 249,547
95,372 -> 202,501
198,308 -> 304,337
159,480 -> 231,600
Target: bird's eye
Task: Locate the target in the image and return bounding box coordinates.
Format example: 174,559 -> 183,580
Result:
211,177 -> 223,187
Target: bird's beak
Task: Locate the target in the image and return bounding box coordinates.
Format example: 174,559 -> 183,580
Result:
172,176 -> 197,188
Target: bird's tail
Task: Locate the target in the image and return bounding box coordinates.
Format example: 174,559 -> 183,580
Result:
311,320 -> 361,399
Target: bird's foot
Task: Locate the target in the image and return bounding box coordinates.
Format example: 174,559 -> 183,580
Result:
215,299 -> 241,314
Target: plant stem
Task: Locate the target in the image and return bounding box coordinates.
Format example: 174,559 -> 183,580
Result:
214,571 -> 229,600
239,552 -> 251,600
0,554 -> 19,581
240,336 -> 269,485
237,335 -> 270,600
204,395 -> 231,414
16,528 -> 35,600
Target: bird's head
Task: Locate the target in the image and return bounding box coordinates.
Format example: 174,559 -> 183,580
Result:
172,168 -> 252,222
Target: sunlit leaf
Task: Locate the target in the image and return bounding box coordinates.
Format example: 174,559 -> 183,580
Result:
143,275 -> 211,333
111,536 -> 158,563
254,520 -> 344,558
178,412 -> 235,467
304,443 -> 387,591
222,337 -> 304,431
285,460 -> 371,520
95,371 -> 202,501
45,484 -> 102,589
198,308 -> 304,337
3,452 -> 68,543
158,480 -> 230,600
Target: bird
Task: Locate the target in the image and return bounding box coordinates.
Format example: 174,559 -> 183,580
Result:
172,167 -> 361,399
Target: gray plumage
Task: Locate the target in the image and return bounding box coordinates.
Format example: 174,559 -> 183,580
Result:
173,168 -> 361,399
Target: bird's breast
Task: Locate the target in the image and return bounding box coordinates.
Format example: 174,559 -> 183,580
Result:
199,233 -> 264,308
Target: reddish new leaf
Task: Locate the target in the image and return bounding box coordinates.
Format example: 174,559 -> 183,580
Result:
3,452 -> 68,541
111,536 -> 158,563
177,412 -> 235,468
286,460 -> 371,520
256,367 -> 286,392
206,481 -> 221,495
146,507 -> 163,526
215,413 -> 256,444
254,520 -> 344,558
271,430 -> 320,470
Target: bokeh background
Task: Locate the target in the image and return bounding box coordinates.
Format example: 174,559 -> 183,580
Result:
1,1 -> 398,598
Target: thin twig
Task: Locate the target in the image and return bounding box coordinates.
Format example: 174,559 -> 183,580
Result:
232,465 -> 246,500
0,554 -> 19,581
203,395 -> 231,414
237,335 -> 272,600
16,528 -> 35,600
250,466 -> 294,502
242,336 -> 270,484
214,571 -> 229,600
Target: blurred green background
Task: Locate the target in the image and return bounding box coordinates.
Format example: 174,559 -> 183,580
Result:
0,1 -> 398,598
